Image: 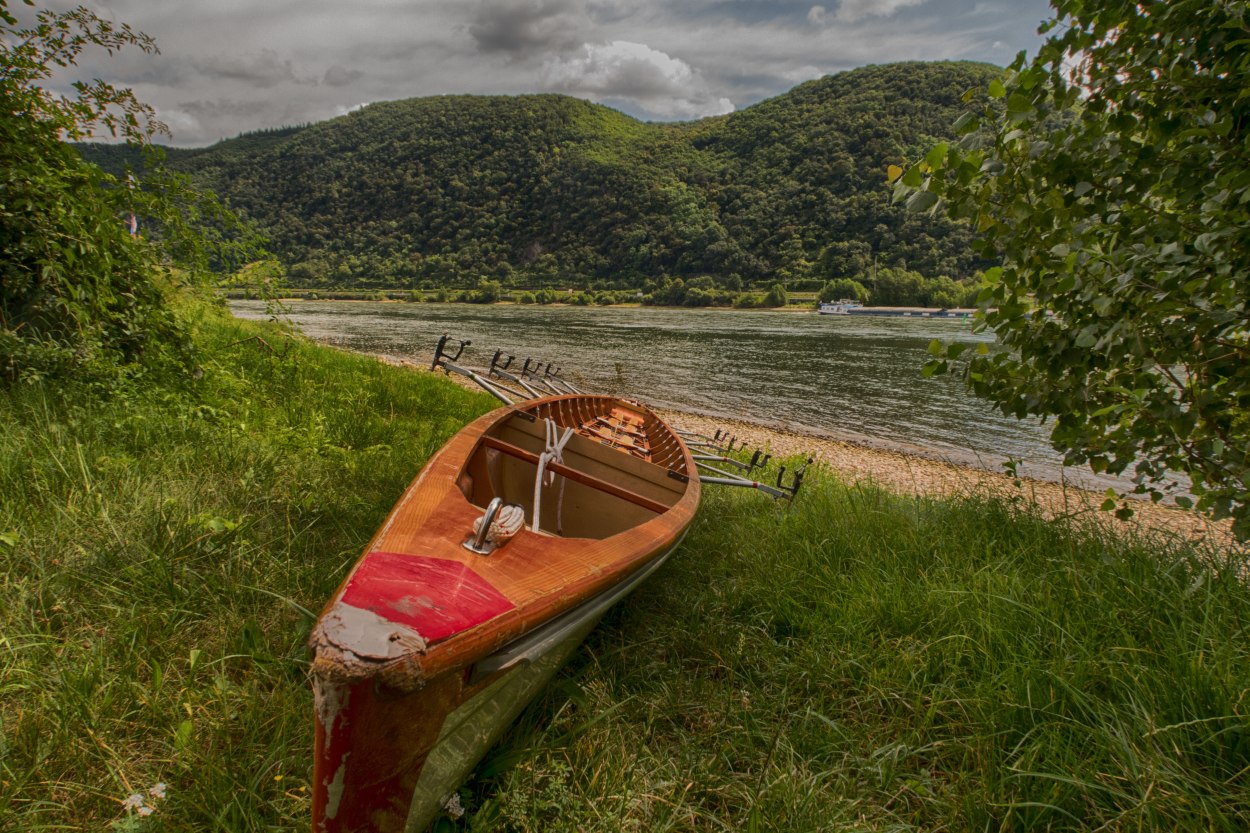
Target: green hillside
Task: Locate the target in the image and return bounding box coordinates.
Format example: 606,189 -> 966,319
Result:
80,61 -> 999,292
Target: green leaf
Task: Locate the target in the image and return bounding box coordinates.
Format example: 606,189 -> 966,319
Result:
988,78 -> 1006,99
174,719 -> 194,751
905,190 -> 939,212
1006,92 -> 1032,113
953,112 -> 980,134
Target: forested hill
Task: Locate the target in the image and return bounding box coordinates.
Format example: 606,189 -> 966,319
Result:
81,61 -> 999,291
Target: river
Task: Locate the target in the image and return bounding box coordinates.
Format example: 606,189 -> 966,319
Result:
229,300 -> 1113,488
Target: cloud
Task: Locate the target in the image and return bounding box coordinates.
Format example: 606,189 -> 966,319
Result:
189,49 -> 314,88
38,0 -> 1051,145
832,0 -> 931,23
175,97 -> 278,123
323,65 -> 364,87
469,0 -> 588,57
160,107 -> 203,140
543,40 -> 734,119
586,0 -> 635,25
163,96 -> 278,141
334,101 -> 373,117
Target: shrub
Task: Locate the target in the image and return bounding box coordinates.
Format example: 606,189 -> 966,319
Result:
763,282 -> 788,307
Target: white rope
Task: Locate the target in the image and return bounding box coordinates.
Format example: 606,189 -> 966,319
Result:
471,503 -> 525,545
533,419 -> 575,533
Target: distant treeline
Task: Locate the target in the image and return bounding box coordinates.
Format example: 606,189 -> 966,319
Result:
81,61 -> 999,307
229,263 -> 978,311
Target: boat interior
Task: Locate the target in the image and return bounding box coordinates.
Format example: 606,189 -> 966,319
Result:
456,398 -> 690,540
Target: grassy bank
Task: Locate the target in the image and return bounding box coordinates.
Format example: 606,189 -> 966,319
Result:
0,305 -> 497,830
2,307 -> 1247,831
482,489 -> 1249,831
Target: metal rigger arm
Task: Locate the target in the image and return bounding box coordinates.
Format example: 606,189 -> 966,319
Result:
431,335 -> 812,502
432,335 -> 523,404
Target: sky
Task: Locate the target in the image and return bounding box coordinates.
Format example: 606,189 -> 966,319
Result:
27,0 -> 1055,147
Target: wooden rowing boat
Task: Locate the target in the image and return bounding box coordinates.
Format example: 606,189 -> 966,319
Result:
309,394 -> 700,832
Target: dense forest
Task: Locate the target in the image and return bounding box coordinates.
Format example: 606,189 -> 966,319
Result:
81,61 -> 998,303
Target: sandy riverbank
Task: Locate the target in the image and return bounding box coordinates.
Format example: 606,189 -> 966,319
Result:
396,355 -> 1237,552
655,409 -> 1236,551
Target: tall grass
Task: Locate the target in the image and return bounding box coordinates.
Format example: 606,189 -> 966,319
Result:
466,481 -> 1250,831
2,305 -> 1247,831
0,305 -> 496,831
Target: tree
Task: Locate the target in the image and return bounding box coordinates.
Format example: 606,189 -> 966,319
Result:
819,278 -> 869,304
893,1 -> 1250,538
866,267 -> 925,306
814,240 -> 872,281
468,277 -> 503,303
763,282 -> 788,308
1,1 -> 255,383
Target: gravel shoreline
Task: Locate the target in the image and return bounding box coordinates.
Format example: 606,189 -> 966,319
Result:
654,409 -> 1235,551
398,355 -> 1236,551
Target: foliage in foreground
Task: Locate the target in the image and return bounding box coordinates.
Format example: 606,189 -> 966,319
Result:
2,309 -> 1247,831
0,0 -> 257,384
894,0 -> 1250,538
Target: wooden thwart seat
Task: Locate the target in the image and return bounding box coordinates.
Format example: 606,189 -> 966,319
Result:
479,435 -> 669,515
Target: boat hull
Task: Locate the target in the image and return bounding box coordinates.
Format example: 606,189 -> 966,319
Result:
310,395 -> 699,832
819,303 -> 973,318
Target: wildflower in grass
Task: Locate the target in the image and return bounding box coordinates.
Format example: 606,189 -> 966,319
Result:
443,792 -> 465,819
118,782 -> 166,822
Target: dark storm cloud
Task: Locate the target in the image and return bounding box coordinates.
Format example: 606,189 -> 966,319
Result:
323,65 -> 364,87
666,0 -> 820,26
176,97 -> 279,123
468,0 -> 588,57
586,0 -> 635,25
189,50 -> 315,88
